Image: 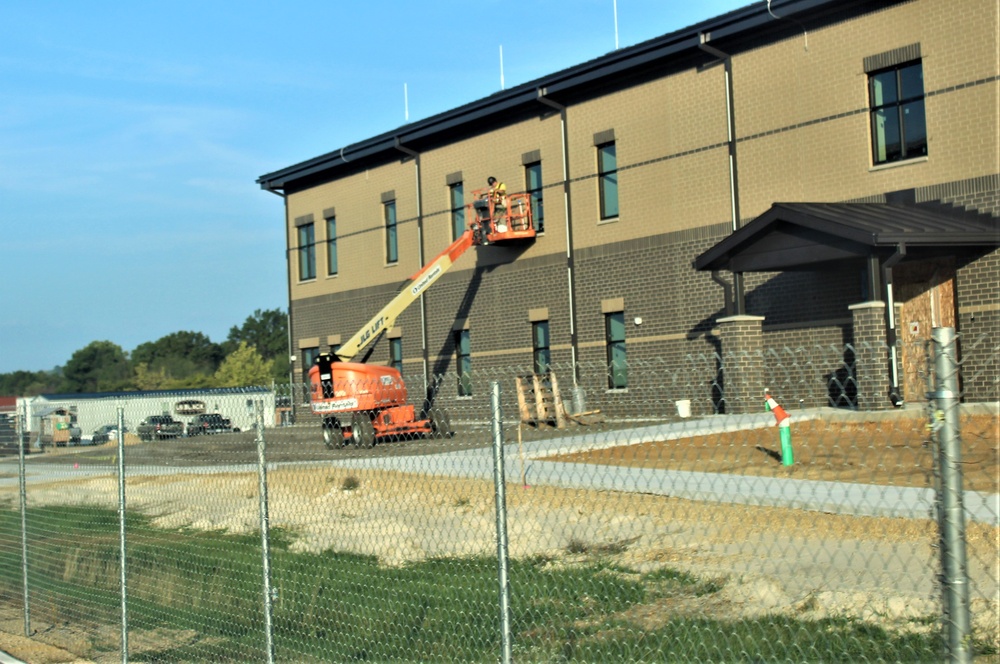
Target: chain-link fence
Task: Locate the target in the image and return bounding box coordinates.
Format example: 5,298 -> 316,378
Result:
0,335 -> 997,662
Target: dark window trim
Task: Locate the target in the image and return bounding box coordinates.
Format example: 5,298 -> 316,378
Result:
605,310 -> 627,390
868,58 -> 926,165
597,141 -> 619,221
325,215 -> 338,277
864,43 -> 921,73
593,129 -> 615,146
297,222 -> 316,281
384,199 -> 398,264
455,329 -> 472,397
449,181 -> 465,240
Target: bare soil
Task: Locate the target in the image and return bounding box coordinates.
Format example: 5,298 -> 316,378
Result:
551,413 -> 1000,493
0,413 -> 997,663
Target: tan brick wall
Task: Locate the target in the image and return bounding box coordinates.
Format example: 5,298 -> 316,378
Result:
282,0 -> 999,400
734,0 -> 999,217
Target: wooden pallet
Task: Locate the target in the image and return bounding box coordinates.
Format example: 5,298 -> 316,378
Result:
515,372 -> 567,429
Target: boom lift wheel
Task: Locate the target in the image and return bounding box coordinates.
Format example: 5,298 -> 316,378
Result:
351,413 -> 376,449
322,418 -> 345,449
427,408 -> 452,439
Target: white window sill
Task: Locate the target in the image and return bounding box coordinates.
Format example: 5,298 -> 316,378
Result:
598,217 -> 620,226
869,156 -> 928,172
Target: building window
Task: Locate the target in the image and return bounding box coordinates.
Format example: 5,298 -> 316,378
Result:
597,142 -> 618,219
605,311 -> 627,389
389,337 -> 403,374
297,223 -> 316,281
325,215 -> 338,276
455,329 -> 472,397
384,200 -> 398,263
524,162 -> 544,232
532,320 -> 550,375
869,61 -> 926,165
449,182 -> 465,240
301,346 -> 319,386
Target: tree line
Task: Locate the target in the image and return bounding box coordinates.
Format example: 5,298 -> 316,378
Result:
0,309 -> 290,396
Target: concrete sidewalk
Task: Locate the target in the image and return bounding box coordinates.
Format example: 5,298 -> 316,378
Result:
323,407 -> 1000,525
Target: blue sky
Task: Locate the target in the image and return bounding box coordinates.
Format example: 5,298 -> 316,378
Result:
0,0 -> 748,374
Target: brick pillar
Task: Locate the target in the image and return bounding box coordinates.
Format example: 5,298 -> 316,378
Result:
717,315 -> 765,415
849,301 -> 894,411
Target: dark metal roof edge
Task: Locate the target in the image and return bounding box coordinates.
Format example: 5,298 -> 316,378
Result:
38,386 -> 273,401
258,0 -> 889,190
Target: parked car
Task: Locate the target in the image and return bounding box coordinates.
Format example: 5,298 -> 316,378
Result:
89,424 -> 128,446
136,415 -> 184,441
186,413 -> 239,436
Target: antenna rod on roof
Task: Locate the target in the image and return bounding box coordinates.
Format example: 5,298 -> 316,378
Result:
499,45 -> 505,90
614,0 -> 619,50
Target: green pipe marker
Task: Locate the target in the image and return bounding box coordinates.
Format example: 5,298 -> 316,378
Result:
779,423 -> 794,466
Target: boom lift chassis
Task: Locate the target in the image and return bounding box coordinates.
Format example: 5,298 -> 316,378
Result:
308,191 -> 535,449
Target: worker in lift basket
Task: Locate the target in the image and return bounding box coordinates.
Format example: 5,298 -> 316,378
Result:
472,176 -> 506,244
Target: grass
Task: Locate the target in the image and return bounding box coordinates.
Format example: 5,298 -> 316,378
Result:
0,506 -> 979,663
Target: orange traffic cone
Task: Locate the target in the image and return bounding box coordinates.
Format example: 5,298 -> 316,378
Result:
764,389 -> 789,424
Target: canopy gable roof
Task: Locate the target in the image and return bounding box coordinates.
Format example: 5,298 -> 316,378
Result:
693,203 -> 1000,273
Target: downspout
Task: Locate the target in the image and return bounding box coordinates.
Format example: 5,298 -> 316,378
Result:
710,271 -> 734,315
536,88 -> 582,397
699,34 -> 746,314
882,243 -> 907,406
394,138 -> 429,396
264,184 -> 296,422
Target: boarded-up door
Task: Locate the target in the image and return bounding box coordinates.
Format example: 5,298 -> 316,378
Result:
893,259 -> 956,403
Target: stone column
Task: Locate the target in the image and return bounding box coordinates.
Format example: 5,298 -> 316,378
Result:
849,301 -> 894,411
717,315 -> 765,415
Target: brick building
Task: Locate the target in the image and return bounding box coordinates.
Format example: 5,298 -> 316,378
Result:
257,0 -> 998,417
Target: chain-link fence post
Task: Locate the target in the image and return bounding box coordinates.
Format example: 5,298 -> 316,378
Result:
490,381 -> 512,664
932,327 -> 972,663
17,402 -> 30,638
255,399 -> 276,664
116,406 -> 129,664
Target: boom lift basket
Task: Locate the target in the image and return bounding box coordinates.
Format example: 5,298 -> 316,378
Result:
468,190 -> 536,244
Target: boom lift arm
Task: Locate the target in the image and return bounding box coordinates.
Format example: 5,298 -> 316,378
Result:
333,229 -> 476,363
309,190 -> 534,450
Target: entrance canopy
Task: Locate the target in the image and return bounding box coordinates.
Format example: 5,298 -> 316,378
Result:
693,202 -> 1000,273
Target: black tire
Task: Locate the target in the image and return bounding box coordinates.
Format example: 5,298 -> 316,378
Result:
351,413 -> 376,449
427,408 -> 452,439
322,419 -> 345,450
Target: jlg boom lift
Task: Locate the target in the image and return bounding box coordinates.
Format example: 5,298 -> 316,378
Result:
309,188 -> 535,449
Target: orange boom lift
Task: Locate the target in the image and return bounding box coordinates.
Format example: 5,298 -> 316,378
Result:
308,191 -> 535,449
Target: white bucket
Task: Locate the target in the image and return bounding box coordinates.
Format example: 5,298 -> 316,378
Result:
675,399 -> 692,418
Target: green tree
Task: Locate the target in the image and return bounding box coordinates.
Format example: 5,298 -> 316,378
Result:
0,369 -> 63,396
131,331 -> 224,383
214,342 -> 275,387
62,341 -> 131,393
225,309 -> 289,381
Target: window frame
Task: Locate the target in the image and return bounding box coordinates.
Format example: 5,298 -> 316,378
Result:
384,200 -> 398,264
597,142 -> 619,220
325,215 -> 338,277
301,346 -> 319,386
455,329 -> 472,397
868,60 -> 927,166
449,182 -> 465,240
532,320 -> 551,376
389,337 -> 403,374
605,311 -> 627,390
524,161 -> 544,233
297,223 -> 316,281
